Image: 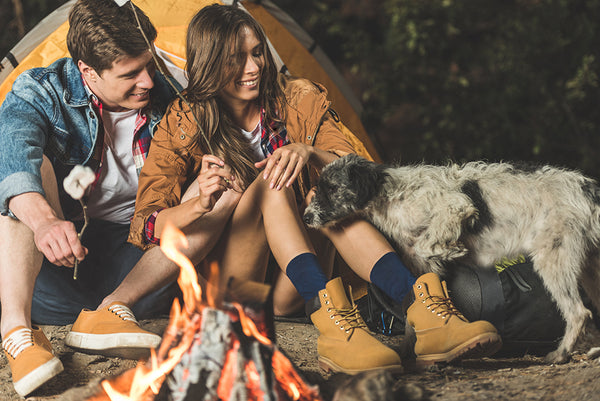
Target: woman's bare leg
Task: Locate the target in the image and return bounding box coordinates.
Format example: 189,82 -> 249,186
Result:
272,227 -> 335,315
322,219 -> 397,281
213,177 -> 319,296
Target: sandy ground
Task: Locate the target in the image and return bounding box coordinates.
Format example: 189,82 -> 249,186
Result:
2,319 -> 600,400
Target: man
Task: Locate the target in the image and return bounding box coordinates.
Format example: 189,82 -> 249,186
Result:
0,0 -> 181,396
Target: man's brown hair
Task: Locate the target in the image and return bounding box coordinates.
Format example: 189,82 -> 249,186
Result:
66,0 -> 157,74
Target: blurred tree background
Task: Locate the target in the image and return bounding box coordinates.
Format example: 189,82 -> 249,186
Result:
3,0 -> 600,177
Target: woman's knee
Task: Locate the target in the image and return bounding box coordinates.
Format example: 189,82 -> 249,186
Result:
247,175 -> 296,200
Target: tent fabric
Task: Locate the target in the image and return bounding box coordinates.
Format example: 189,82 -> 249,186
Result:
0,0 -> 379,161
0,0 -> 74,85
0,0 -> 375,299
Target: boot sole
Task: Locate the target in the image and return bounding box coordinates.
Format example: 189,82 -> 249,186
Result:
13,356 -> 63,397
65,332 -> 161,360
415,332 -> 502,368
318,357 -> 404,375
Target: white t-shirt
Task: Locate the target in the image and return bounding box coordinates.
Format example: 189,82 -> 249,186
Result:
86,109 -> 139,224
241,122 -> 265,162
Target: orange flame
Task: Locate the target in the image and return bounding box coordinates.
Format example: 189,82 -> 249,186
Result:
272,350 -> 312,401
160,222 -> 202,314
232,302 -> 271,345
101,222 -> 203,400
244,360 -> 266,400
100,222 -> 320,401
217,340 -> 239,399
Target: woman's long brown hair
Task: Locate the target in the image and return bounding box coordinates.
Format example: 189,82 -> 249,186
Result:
184,4 -> 286,188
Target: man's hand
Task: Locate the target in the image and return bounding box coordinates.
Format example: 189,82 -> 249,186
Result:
9,191 -> 87,268
33,217 -> 87,267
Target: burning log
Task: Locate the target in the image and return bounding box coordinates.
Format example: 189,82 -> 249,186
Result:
154,301 -> 315,401
89,223 -> 322,401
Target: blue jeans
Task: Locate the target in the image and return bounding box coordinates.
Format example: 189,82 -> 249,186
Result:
31,219 -> 179,325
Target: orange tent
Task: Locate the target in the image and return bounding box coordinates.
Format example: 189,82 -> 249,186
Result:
0,0 -> 380,161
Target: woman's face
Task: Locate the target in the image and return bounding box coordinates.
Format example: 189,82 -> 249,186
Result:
220,27 -> 264,109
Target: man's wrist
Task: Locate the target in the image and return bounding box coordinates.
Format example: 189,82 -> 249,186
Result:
8,192 -> 60,232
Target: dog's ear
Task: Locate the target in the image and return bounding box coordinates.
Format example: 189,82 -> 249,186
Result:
347,155 -> 386,208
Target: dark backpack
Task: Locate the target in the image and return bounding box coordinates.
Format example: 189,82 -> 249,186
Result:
445,258 -> 565,356
356,281 -> 407,337
357,258 -> 567,356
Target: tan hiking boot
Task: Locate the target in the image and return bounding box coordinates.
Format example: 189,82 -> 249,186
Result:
406,273 -> 502,367
308,277 -> 403,374
65,302 -> 161,359
2,326 -> 64,397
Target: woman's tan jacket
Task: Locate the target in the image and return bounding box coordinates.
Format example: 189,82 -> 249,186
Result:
128,77 -> 371,250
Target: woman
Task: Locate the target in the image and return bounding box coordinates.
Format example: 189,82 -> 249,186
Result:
130,4 -> 500,373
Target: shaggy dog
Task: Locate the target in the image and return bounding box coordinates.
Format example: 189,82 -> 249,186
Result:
303,154 -> 600,364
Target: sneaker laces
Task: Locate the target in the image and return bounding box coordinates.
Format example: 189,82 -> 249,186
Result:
108,304 -> 139,325
2,328 -> 34,359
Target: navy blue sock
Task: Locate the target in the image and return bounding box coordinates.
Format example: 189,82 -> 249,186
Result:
369,252 -> 416,304
285,253 -> 328,301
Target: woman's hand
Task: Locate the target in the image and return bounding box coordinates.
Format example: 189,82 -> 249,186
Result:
196,155 -> 239,213
255,143 -> 313,190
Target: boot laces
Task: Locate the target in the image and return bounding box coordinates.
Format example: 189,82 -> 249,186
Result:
109,304 -> 139,324
328,302 -> 367,340
424,295 -> 467,322
2,328 -> 34,359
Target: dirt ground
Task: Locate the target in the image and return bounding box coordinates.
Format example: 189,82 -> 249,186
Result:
2,319 -> 600,401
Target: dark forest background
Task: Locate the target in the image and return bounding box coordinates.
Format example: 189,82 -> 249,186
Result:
2,0 -> 600,178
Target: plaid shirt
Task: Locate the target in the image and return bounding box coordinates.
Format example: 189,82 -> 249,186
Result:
143,109 -> 289,245
260,108 -> 289,157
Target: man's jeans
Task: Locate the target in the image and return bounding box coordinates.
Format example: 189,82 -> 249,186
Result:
31,219 -> 178,325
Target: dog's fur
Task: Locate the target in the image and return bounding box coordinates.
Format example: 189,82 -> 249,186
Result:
303,154 -> 600,363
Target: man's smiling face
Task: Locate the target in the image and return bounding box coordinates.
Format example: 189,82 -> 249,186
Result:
79,50 -> 155,112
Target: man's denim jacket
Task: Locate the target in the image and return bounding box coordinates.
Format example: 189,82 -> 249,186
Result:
0,57 -> 178,216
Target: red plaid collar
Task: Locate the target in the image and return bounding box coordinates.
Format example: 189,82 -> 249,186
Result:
259,108 -> 288,157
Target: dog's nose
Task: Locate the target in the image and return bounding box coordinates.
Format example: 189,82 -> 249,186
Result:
303,211 -> 314,225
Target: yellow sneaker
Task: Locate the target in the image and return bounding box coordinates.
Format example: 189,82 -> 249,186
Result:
65,302 -> 161,359
2,326 -> 63,397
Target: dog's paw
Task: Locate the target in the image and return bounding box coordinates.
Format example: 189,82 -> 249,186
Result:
545,349 -> 570,364
428,240 -> 468,260
455,204 -> 478,219
587,347 -> 600,360
415,232 -> 469,260
446,241 -> 469,256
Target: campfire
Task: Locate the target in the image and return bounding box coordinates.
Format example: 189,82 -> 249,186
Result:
89,222 -> 322,401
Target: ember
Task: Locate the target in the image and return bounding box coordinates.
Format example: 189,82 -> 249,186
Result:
89,223 -> 322,401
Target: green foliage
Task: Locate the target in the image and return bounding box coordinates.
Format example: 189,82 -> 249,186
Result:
273,0 -> 600,178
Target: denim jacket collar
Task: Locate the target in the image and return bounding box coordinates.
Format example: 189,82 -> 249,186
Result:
62,59 -> 89,108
